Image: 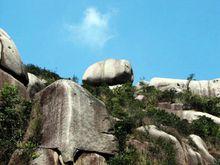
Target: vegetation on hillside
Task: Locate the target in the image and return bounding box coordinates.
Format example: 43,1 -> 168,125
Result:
0,84 -> 33,164
26,64 -> 61,86
26,64 -> 78,86
83,81 -> 220,164
1,68 -> 220,164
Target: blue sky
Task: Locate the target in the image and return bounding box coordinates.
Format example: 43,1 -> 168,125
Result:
1,0 -> 220,83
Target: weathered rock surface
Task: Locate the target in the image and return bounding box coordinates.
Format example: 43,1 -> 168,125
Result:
75,153 -> 107,165
136,125 -> 216,165
27,73 -> 45,98
135,94 -> 146,101
136,125 -> 186,165
189,134 -> 216,164
149,77 -> 220,97
174,110 -> 220,125
0,68 -> 28,98
8,149 -> 25,165
9,148 -> 64,165
30,148 -> 62,165
0,28 -> 28,85
184,144 -> 203,165
83,59 -> 133,85
24,80 -> 117,163
127,139 -> 149,153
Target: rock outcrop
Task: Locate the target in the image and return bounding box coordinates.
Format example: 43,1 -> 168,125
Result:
174,110 -> 220,125
83,59 -> 133,86
22,80 -> 116,163
136,125 -> 186,165
0,68 -> 28,98
75,153 -> 107,165
136,125 -> 215,165
149,77 -> 220,97
0,28 -> 28,86
27,73 -> 45,98
29,149 -> 63,165
189,134 -> 216,164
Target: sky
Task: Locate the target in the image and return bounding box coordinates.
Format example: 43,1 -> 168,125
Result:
1,0 -> 220,84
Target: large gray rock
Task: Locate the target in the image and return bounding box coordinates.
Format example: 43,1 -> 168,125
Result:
0,28 -> 28,86
174,110 -> 220,125
23,80 -> 117,163
189,134 -> 216,164
149,77 -> 220,97
83,59 -> 133,85
75,153 -> 107,165
27,73 -> 45,98
0,68 -> 28,99
30,148 -> 61,165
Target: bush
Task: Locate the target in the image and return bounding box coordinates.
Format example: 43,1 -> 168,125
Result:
26,64 -> 61,86
191,116 -> 220,138
158,89 -> 177,103
145,108 -> 190,135
0,84 -> 32,163
84,82 -> 220,163
84,83 -> 146,162
178,91 -> 220,116
108,146 -> 139,165
148,138 -> 176,165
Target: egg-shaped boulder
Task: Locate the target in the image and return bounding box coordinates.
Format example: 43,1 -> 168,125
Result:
82,59 -> 134,86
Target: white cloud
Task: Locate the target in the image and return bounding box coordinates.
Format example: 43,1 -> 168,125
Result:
66,7 -> 115,49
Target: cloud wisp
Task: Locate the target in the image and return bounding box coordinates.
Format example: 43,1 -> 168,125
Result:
66,7 -> 115,49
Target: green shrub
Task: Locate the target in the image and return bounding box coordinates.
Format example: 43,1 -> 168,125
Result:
136,85 -> 161,106
133,130 -> 176,165
147,138 -> 176,165
158,89 -> 177,103
26,64 -> 61,86
191,116 -> 220,138
83,81 -> 220,163
0,84 -> 32,163
178,91 -> 220,116
145,108 -> 190,135
83,83 -> 146,159
108,146 -> 139,165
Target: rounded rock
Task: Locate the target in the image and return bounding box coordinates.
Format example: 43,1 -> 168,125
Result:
83,59 -> 134,86
0,28 -> 28,86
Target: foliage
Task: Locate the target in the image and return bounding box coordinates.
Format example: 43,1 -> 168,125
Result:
137,83 -> 177,104
134,129 -> 176,165
26,64 -> 61,86
145,108 -> 190,135
84,83 -> 147,161
0,84 -> 32,164
108,146 -> 139,165
71,74 -> 79,83
26,64 -> 79,86
147,138 -> 176,165
191,116 -> 220,138
158,89 -> 176,103
186,73 -> 195,91
17,141 -> 39,161
139,82 -> 220,117
84,80 -> 220,164
177,90 -> 220,116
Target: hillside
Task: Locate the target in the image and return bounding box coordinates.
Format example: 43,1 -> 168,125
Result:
0,28 -> 220,165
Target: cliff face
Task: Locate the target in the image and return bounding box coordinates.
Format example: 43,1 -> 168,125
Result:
1,28 -> 220,165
